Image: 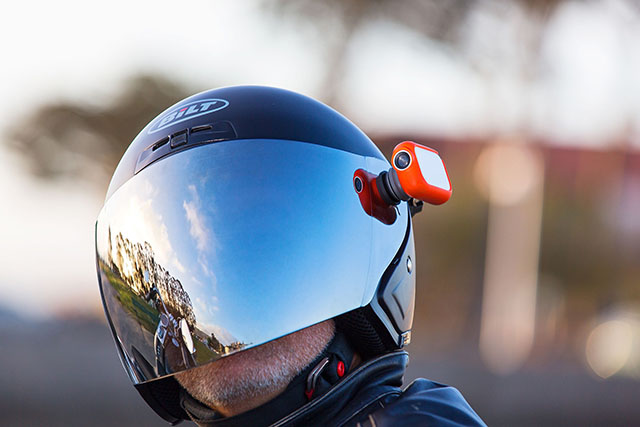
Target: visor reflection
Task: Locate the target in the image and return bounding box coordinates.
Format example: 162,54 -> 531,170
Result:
96,139 -> 406,382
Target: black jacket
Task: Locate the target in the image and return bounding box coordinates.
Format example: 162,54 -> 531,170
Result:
180,351 -> 486,426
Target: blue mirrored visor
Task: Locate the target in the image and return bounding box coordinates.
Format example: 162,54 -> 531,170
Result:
96,139 -> 406,383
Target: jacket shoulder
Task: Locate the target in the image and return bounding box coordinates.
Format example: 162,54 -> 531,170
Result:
349,378 -> 486,427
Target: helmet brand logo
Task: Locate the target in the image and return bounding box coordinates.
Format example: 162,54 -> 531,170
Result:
148,98 -> 230,134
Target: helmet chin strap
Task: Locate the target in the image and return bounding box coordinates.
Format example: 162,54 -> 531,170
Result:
179,330 -> 356,425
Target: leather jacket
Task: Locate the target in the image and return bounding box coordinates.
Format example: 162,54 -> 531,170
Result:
180,350 -> 486,426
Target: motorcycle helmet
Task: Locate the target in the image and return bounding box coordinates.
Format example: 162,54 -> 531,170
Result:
95,86 -> 449,422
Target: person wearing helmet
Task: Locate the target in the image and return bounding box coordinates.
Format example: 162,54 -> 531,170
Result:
95,86 -> 485,426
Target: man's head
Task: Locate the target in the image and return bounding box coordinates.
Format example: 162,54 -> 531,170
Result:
95,86 -> 417,423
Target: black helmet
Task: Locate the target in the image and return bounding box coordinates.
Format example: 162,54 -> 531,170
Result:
95,86 -> 443,422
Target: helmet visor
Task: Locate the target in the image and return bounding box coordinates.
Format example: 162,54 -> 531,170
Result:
96,139 -> 407,383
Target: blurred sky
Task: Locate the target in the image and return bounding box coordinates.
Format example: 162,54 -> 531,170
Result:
1,0 -> 640,318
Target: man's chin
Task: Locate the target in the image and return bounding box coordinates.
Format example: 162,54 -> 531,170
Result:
175,320 -> 336,416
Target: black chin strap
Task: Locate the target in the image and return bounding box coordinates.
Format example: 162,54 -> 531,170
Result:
180,331 -> 356,427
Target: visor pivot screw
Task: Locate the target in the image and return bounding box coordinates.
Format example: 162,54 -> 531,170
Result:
407,256 -> 413,273
337,360 -> 345,377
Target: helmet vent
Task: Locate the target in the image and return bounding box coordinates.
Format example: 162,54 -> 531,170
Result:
134,120 -> 238,174
152,137 -> 169,151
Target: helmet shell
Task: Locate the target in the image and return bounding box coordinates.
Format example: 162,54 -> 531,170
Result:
107,86 -> 385,200
96,86 -> 415,423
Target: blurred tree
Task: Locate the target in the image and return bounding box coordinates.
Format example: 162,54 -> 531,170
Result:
4,74 -> 192,188
263,0 -> 563,106
5,1 -> 572,185
263,0 -> 471,105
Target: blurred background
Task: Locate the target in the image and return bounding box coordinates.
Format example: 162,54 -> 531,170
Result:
1,0 -> 639,425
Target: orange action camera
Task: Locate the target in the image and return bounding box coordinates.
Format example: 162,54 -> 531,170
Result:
390,141 -> 451,206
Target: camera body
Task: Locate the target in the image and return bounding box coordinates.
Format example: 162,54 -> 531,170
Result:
391,141 -> 451,206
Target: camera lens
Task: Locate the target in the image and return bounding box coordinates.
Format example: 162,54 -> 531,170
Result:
394,151 -> 411,170
354,176 -> 363,193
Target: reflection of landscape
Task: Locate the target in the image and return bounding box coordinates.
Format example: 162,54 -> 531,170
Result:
106,227 -> 194,329
98,227 -> 245,374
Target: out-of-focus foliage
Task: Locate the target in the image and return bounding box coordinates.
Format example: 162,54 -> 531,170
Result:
263,0 -> 470,104
5,75 -> 191,187
262,0 -> 564,103
264,0 -> 564,42
264,0 -> 473,44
